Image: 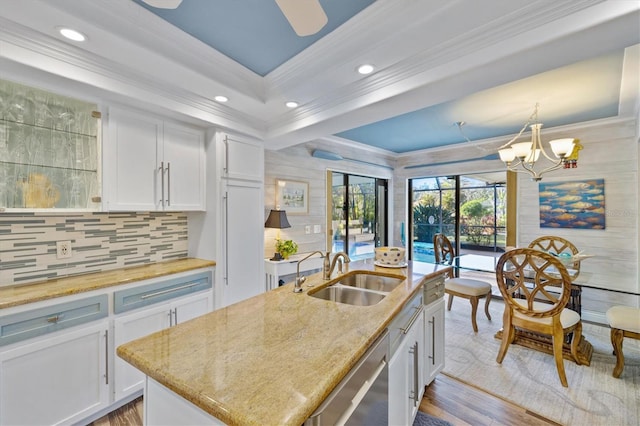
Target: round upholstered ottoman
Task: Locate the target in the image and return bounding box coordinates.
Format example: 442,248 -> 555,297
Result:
606,306 -> 640,378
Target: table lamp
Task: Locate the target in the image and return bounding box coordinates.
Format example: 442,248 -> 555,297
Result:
265,209 -> 291,261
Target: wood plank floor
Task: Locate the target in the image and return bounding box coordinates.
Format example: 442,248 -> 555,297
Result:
91,373 -> 558,426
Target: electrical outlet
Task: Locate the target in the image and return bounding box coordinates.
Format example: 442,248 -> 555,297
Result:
305,225 -> 311,234
56,241 -> 72,259
313,224 -> 321,234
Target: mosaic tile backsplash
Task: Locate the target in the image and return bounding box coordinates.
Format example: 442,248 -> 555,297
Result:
0,212 -> 188,286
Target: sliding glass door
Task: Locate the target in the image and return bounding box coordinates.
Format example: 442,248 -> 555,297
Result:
409,173 -> 506,262
329,172 -> 387,259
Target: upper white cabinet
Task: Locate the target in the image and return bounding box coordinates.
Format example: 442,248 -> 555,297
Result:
222,134 -> 263,182
104,107 -> 205,211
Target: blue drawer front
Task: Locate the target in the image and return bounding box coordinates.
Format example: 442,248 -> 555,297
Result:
0,294 -> 108,347
114,271 -> 212,314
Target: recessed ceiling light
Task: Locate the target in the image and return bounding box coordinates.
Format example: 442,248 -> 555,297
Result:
214,95 -> 228,103
285,101 -> 298,108
357,64 -> 374,75
58,27 -> 86,42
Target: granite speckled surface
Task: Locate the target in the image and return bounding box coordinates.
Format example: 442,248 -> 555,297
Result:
0,258 -> 216,309
117,259 -> 451,426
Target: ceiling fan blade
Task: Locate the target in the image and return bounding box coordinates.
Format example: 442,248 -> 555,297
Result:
140,0 -> 183,9
275,0 -> 328,36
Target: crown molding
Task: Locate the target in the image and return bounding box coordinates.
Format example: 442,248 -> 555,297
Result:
0,16 -> 265,137
58,0 -> 266,101
264,1 -> 639,147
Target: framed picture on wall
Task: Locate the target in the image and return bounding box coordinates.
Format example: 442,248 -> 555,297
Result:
277,179 -> 308,214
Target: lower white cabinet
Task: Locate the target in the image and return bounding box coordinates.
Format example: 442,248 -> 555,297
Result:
388,293 -> 425,425
113,290 -> 212,401
424,298 -> 445,385
0,320 -> 110,425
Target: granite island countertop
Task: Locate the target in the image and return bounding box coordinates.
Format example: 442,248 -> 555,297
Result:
0,258 -> 216,310
117,259 -> 452,426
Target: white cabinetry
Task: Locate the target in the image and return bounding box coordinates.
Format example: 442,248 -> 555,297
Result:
105,107 -> 205,211
388,291 -> 425,426
113,273 -> 213,401
0,295 -> 110,426
218,133 -> 264,307
423,275 -> 446,385
424,298 -> 445,385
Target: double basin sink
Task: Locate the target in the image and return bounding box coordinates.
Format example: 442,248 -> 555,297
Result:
308,272 -> 404,306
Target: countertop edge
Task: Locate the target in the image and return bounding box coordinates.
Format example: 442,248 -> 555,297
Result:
0,258 -> 216,309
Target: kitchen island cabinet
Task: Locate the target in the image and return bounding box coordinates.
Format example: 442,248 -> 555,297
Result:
117,260 -> 451,425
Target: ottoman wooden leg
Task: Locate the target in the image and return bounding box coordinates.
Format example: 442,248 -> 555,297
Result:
610,328 -> 624,378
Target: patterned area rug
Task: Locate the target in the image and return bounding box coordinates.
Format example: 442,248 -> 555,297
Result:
443,298 -> 640,426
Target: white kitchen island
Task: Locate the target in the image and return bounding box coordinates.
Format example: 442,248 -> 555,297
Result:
117,260 -> 450,425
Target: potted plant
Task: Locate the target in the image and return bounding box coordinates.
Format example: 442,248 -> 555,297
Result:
275,239 -> 298,260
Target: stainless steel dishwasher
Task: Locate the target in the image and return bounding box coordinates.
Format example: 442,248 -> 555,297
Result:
305,330 -> 389,426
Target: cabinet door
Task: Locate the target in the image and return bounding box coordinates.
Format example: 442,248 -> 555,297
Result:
173,291 -> 213,324
409,310 -> 425,420
424,298 -> 445,385
222,135 -> 263,181
163,123 -> 205,211
388,334 -> 409,426
105,108 -> 161,211
222,179 -> 264,307
113,303 -> 171,401
0,321 -> 109,426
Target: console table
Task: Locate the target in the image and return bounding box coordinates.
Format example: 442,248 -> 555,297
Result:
264,253 -> 325,291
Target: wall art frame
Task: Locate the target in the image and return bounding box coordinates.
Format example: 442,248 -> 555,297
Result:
276,179 -> 308,214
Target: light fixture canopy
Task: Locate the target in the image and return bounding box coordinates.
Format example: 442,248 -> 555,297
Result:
497,104 -> 580,181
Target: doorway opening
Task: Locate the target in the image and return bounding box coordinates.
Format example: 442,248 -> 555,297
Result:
329,172 -> 388,260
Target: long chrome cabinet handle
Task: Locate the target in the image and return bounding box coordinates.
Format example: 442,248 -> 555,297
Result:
140,282 -> 200,300
223,136 -> 229,174
159,161 -> 165,206
166,162 -> 170,206
429,316 -> 435,364
104,330 -> 109,385
410,341 -> 419,404
401,305 -> 424,334
47,314 -> 64,323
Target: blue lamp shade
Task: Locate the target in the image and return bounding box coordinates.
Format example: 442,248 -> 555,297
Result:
265,209 -> 291,229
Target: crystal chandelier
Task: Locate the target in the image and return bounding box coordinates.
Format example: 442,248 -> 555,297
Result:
498,104 -> 579,181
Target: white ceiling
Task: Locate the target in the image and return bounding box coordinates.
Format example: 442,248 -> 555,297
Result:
0,0 -> 638,157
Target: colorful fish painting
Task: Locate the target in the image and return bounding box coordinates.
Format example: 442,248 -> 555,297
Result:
538,179 -> 605,229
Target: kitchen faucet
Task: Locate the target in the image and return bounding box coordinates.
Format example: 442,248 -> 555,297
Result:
293,251 -> 351,293
294,251 -> 329,293
328,252 -> 350,277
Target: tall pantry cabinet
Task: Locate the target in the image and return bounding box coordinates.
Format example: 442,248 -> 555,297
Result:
216,133 -> 265,307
